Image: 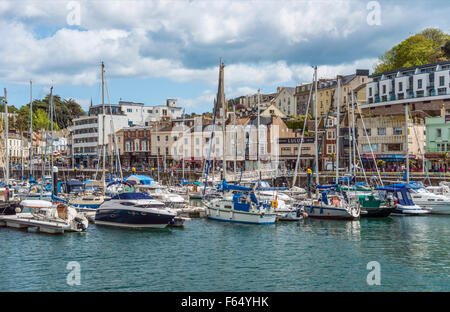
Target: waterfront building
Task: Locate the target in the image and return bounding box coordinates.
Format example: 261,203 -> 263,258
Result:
356,114 -> 425,170
424,106 -> 450,171
361,61 -> 450,115
6,132 -> 30,164
70,99 -> 182,168
314,70 -> 370,118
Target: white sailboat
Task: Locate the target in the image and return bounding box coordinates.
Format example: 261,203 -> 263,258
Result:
299,73 -> 360,220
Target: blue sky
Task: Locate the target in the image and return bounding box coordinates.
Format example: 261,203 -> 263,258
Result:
0,0 -> 449,114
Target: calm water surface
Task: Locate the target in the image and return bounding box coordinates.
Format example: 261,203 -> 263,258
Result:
1,215 -> 449,291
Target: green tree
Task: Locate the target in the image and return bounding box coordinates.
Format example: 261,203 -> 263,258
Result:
28,94 -> 85,129
285,114 -> 311,132
443,40 -> 450,58
374,28 -> 450,74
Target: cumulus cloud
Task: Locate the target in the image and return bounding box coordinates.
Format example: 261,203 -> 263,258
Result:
0,0 -> 449,112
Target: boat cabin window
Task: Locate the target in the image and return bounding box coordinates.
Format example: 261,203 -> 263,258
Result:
120,202 -> 135,206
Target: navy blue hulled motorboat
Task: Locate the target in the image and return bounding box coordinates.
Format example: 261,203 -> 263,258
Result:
94,192 -> 178,229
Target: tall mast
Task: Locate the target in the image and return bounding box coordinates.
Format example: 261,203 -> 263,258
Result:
50,86 -> 54,189
221,61 -> 226,181
405,104 -> 409,183
4,88 -> 9,189
101,62 -> 106,195
29,80 -> 33,178
347,89 -> 352,177
314,66 -> 319,185
233,103 -> 237,175
257,88 -> 261,180
351,90 -> 357,178
336,76 -> 341,183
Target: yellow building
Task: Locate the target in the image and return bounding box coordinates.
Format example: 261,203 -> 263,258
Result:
314,70 -> 370,117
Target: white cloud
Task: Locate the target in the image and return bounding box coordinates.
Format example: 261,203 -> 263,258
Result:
1,0 -> 449,113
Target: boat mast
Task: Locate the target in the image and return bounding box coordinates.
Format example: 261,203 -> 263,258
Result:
293,75 -> 314,187
347,89 -> 352,177
233,103 -> 237,175
4,88 -> 9,191
405,104 -> 409,184
336,76 -> 341,183
257,88 -> 261,180
221,64 -> 226,182
29,80 -> 33,179
351,90 -> 357,179
50,86 -> 54,191
314,66 -> 319,185
101,62 -> 106,195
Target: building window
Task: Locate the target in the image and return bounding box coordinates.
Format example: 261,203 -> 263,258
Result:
165,135 -> 168,141
440,76 -> 445,87
377,128 -> 386,136
437,128 -> 442,138
393,127 -> 402,135
386,143 -> 402,151
418,79 -> 422,89
127,108 -> 132,113
362,144 -> 378,153
369,88 -> 372,96
157,136 -> 160,142
326,144 -> 336,154
135,141 -> 139,151
126,141 -> 132,152
382,85 -> 386,94
398,82 -> 403,92
327,131 -> 335,140
365,128 -> 371,136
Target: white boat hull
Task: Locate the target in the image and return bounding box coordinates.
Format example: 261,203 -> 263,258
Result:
411,202 -> 450,215
302,204 -> 358,220
206,206 -> 276,224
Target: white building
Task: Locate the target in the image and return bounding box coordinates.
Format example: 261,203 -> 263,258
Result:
362,61 -> 450,115
70,99 -> 183,166
273,87 -> 296,116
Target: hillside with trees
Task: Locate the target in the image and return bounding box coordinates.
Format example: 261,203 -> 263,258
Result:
1,94 -> 85,132
374,28 -> 450,73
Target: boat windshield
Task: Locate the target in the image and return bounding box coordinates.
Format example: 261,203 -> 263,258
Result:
410,188 -> 429,194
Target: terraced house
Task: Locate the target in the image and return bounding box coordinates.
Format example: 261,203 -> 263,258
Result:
361,61 -> 450,116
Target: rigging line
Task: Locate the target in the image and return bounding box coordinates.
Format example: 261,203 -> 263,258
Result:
292,73 -> 314,187
355,98 -> 383,186
308,89 -> 336,193
409,111 -> 431,186
104,74 -> 123,180
354,135 -> 369,186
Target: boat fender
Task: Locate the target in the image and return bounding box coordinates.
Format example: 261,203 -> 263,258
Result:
271,200 -> 278,208
302,212 -> 309,219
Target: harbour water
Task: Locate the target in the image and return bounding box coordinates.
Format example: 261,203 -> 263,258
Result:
1,213 -> 449,292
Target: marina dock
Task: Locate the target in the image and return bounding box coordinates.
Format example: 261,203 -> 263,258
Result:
0,213 -> 81,234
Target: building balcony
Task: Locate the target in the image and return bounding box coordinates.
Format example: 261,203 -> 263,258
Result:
425,147 -> 449,153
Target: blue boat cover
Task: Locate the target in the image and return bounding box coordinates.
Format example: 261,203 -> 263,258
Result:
316,184 -> 337,190
111,192 -> 153,200
125,175 -> 154,185
218,180 -> 252,192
